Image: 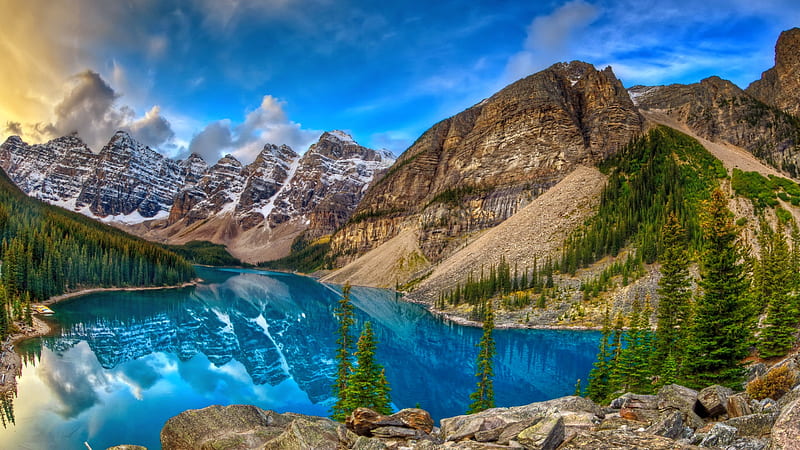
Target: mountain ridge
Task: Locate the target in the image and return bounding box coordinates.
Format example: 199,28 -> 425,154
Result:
0,129 -> 395,263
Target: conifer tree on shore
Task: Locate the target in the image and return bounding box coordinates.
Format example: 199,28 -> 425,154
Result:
343,322 -> 392,415
468,300 -> 496,414
756,224 -> 798,358
683,189 -> 751,389
331,284 -> 356,422
654,212 -> 692,376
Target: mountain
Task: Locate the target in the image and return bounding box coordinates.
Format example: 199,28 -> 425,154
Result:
322,29 -> 800,330
746,27 -> 800,117
0,130 -> 395,263
629,76 -> 800,177
329,61 -> 643,270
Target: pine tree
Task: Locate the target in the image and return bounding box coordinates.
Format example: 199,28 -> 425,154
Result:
615,295 -> 653,393
683,189 -> 751,389
331,283 -> 356,421
587,307 -> 612,402
342,322 -> 392,415
655,212 -> 692,373
757,224 -> 798,358
467,300 -> 496,414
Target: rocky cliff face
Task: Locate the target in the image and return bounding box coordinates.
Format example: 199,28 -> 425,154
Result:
747,27 -> 800,118
331,61 -> 643,264
0,130 -> 394,262
630,76 -> 800,177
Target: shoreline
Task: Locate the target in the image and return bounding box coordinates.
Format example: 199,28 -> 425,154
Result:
0,280 -> 199,395
41,280 -> 200,306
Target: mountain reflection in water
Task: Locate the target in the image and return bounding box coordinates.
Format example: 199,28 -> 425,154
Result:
5,267 -> 598,449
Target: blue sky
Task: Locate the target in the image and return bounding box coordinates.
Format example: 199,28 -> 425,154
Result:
1,0 -> 799,163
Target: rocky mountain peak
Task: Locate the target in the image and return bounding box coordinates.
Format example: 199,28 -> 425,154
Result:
746,27 -> 800,117
548,60 -> 595,83
255,143 -> 299,164
311,130 -> 375,160
2,135 -> 25,147
212,154 -> 243,170
322,130 -> 356,144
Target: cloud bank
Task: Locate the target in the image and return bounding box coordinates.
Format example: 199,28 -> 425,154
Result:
188,95 -> 321,164
13,70 -> 176,152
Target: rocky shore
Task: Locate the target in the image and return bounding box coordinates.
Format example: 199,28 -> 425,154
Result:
149,354 -> 800,450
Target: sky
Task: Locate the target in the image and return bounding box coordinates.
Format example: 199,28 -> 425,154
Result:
1,0 -> 799,164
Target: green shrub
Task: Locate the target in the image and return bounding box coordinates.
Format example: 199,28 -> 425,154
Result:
746,365 -> 797,401
775,207 -> 793,224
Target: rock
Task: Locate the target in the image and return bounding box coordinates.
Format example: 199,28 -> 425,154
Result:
597,415 -> 650,431
352,436 -> 389,450
723,413 -> 778,438
106,446 -> 147,450
559,411 -> 596,437
778,384 -> 800,410
698,422 -> 738,447
754,398 -> 779,414
558,429 -> 699,449
727,393 -> 753,418
647,410 -> 685,439
725,438 -> 769,450
392,408 -> 435,434
495,418 -> 540,445
161,404 -> 287,449
746,363 -> 768,382
346,407 -> 434,437
658,385 -> 699,415
516,414 -> 564,450
620,394 -> 660,423
771,397 -> 800,449
264,415 -> 346,449
348,408 -> 387,436
160,404 -> 351,450
371,426 -> 421,439
610,393 -> 633,409
695,385 -> 734,418
440,396 -> 599,443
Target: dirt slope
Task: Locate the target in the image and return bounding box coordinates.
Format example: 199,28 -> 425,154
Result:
409,165 -> 607,303
320,227 -> 431,289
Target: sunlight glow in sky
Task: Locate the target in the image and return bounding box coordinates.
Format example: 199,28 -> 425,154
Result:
1,0 -> 798,163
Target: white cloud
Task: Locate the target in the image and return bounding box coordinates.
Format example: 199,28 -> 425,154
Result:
188,95 -> 321,164
16,70 -> 177,152
505,1 -> 599,82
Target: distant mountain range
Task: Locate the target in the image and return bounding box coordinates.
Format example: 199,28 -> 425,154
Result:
0,129 -> 394,262
1,27 -> 799,316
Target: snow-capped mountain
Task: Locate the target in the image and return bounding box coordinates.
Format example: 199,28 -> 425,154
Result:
0,130 -> 395,262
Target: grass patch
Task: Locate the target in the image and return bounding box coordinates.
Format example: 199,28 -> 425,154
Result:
731,169 -> 800,209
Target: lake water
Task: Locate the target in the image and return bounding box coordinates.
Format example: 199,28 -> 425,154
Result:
0,267 -> 599,449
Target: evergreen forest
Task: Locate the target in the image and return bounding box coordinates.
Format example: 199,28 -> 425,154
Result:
0,168 -> 196,340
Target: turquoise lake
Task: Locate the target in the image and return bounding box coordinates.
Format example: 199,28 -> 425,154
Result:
0,267 -> 600,449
